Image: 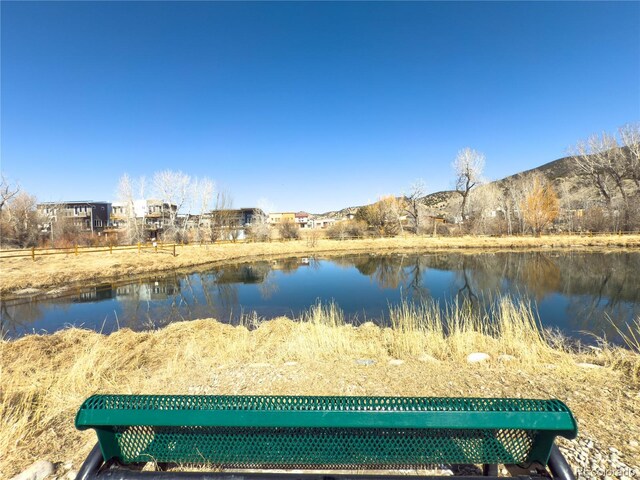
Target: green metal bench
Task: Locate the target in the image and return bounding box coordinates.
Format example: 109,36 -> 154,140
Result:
75,395 -> 578,480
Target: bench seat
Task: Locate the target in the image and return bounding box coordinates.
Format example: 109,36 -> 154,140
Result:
75,395 -> 578,479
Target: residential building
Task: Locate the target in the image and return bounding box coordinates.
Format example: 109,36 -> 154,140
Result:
110,199 -> 177,238
208,208 -> 267,228
309,217 -> 336,229
295,211 -> 311,228
268,212 -> 296,225
37,201 -> 112,234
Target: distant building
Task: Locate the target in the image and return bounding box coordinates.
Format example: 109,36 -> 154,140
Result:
309,217 -> 336,229
110,199 -> 177,238
295,211 -> 310,228
268,212 -> 295,225
208,208 -> 267,228
37,201 -> 112,234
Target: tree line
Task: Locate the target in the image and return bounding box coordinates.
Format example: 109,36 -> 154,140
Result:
1,123 -> 638,247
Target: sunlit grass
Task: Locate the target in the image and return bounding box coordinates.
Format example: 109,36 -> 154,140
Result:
1,295 -> 639,477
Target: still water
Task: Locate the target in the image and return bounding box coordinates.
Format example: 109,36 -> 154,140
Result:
2,252 -> 639,343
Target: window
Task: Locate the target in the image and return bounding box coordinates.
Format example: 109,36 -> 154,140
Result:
94,219 -> 103,228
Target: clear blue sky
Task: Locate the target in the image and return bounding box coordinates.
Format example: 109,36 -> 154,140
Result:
2,1 -> 639,213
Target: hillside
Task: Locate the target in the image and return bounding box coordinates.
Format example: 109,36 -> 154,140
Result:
319,149 -> 637,222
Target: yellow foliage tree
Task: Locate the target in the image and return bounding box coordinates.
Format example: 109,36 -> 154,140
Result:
521,175 -> 559,235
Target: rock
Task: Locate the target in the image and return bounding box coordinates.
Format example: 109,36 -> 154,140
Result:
629,440 -> 639,448
355,359 -> 375,366
64,472 -> 78,480
498,354 -> 516,362
10,460 -> 55,480
388,359 -> 404,366
466,352 -> 490,364
418,354 -> 440,363
576,362 -> 602,369
359,322 -> 376,329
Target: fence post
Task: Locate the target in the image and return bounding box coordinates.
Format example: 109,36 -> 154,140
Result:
173,244 -> 176,257
110,245 -> 113,254
137,242 -> 141,253
31,247 -> 35,261
75,245 -> 78,256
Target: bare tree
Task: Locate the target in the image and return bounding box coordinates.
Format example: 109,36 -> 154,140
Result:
452,148 -> 485,222
0,174 -> 20,213
152,170 -> 191,241
0,191 -> 43,247
619,123 -> 640,188
467,183 -> 501,235
572,127 -> 639,230
209,190 -> 234,241
403,179 -> 427,234
116,174 -> 147,244
190,177 -> 215,242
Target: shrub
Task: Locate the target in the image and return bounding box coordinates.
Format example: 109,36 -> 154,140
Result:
246,222 -> 272,242
278,220 -> 300,240
326,220 -> 368,240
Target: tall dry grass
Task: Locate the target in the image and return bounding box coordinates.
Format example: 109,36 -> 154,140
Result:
1,296 -> 639,477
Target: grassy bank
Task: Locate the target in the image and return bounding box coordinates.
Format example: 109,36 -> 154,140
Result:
2,234 -> 640,295
1,297 -> 639,478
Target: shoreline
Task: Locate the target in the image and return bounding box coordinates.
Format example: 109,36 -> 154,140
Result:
2,234 -> 640,296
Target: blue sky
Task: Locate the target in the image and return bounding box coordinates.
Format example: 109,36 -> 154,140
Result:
2,1 -> 639,213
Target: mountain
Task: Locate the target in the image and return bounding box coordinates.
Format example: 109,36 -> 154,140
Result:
316,148 -> 637,220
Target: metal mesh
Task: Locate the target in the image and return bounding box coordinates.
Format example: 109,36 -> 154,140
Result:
113,425 -> 536,467
83,394 -> 570,413
77,395 -> 575,467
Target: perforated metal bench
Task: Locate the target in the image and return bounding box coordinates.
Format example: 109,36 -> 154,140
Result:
75,395 -> 578,480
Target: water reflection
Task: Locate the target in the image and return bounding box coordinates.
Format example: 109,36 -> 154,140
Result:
1,253 -> 638,343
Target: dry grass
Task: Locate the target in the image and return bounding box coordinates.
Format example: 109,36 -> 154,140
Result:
1,296 -> 639,478
2,234 -> 640,295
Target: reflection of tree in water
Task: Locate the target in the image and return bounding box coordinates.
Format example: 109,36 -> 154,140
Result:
115,275 -> 184,331
350,254 -> 430,299
1,298 -> 45,337
453,251 -> 639,339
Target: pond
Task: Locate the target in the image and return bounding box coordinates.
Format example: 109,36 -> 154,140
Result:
2,251 -> 639,343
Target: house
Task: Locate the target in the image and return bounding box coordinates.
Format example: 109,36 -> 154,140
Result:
295,212 -> 311,228
37,201 -> 112,234
208,208 -> 267,228
268,212 -> 296,225
109,199 -> 177,238
309,217 -> 336,229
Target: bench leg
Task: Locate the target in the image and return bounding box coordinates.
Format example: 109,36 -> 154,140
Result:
75,442 -> 104,480
547,444 -> 576,480
482,464 -> 498,476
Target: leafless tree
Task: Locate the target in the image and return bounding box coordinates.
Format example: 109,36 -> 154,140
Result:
0,191 -> 43,247
209,190 -> 234,241
190,177 -> 215,242
452,148 -> 485,222
467,183 -> 501,235
403,179 -> 427,234
0,174 -> 20,213
619,123 -> 640,188
572,126 -> 639,230
152,170 -> 191,240
116,174 -> 147,244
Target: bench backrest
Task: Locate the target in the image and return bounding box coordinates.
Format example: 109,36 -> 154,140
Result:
76,395 -> 577,468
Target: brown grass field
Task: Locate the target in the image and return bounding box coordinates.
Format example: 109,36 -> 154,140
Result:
2,234 -> 640,295
1,298 -> 639,478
